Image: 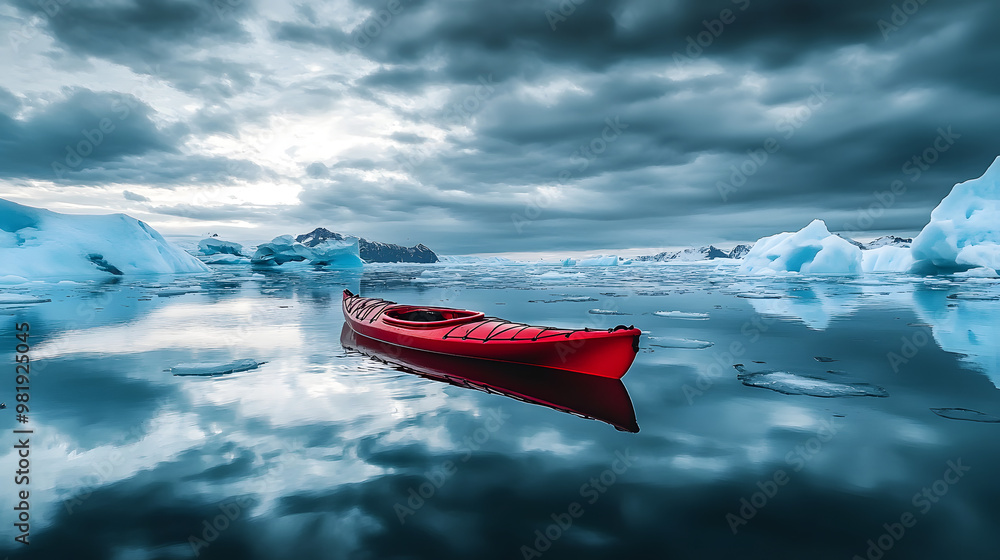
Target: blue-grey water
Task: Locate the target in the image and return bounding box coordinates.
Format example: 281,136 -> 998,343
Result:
1,263 -> 999,559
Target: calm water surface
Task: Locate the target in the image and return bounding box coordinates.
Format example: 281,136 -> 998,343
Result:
1,263 -> 999,559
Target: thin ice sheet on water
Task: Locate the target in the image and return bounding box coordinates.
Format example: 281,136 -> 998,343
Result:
170,358 -> 265,377
930,408 -> 1000,423
735,365 -> 889,398
0,294 -> 52,305
653,310 -> 709,319
648,337 -> 714,349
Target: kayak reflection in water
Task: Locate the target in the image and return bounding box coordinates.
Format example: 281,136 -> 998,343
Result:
340,324 -> 639,433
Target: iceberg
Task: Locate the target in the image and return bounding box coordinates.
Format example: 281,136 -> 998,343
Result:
861,246 -> 915,273
910,156 -> 1000,275
0,198 -> 209,278
197,237 -> 244,256
251,234 -> 363,268
739,220 -> 862,275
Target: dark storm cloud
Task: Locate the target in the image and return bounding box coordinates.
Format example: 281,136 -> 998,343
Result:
0,86 -> 20,114
5,0 -> 999,252
9,0 -> 261,103
274,0 -> 984,79
0,88 -> 264,185
263,0 -> 1000,251
10,0 -> 253,66
0,88 -> 176,178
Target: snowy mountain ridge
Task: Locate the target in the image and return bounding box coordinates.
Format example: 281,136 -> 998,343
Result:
635,244 -> 753,262
837,234 -> 912,250
295,227 -> 439,263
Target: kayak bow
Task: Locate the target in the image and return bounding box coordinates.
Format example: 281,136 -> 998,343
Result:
341,290 -> 641,379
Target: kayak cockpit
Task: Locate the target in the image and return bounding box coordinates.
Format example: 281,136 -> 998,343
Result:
382,306 -> 485,328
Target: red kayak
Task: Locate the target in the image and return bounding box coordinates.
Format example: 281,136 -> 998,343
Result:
342,290 -> 641,379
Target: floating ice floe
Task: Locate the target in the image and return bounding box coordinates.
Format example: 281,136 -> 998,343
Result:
946,292 -> 999,301
156,286 -> 203,297
530,296 -> 598,303
251,235 -> 363,268
198,254 -> 249,265
170,358 -> 265,376
734,364 -> 889,398
0,294 -> 51,305
653,311 -> 710,319
0,198 -> 209,278
739,220 -> 862,275
930,408 -> 1000,423
953,267 -> 1000,278
648,337 -> 714,349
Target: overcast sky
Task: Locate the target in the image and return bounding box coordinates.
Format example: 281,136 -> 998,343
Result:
1,0 -> 997,254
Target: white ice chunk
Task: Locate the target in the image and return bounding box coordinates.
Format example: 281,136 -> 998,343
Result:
251,235 -> 362,268
739,220 -> 862,275
648,337 -> 714,349
736,367 -> 889,398
588,309 -> 630,315
953,267 -> 999,278
0,198 -> 209,278
198,254 -> 248,265
910,156 -> 1000,275
197,238 -> 244,256
861,246 -> 915,273
653,311 -> 710,319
